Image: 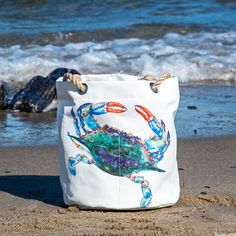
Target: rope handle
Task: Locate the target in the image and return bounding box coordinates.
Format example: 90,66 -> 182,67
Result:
63,73 -> 87,94
63,72 -> 172,94
138,72 -> 172,92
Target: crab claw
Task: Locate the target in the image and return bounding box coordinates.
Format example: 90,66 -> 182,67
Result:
106,102 -> 127,113
92,102 -> 127,115
135,105 -> 153,122
135,105 -> 163,138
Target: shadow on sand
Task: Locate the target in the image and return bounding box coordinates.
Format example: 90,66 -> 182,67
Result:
0,175 -> 65,207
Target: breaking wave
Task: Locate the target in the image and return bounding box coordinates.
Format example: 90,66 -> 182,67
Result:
0,31 -> 236,85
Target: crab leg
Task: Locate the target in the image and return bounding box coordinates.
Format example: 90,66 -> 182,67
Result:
68,154 -> 94,176
146,131 -> 170,164
127,175 -> 152,207
76,102 -> 127,132
67,132 -> 92,153
135,105 -> 170,165
71,108 -> 82,137
135,105 -> 165,138
76,103 -> 93,133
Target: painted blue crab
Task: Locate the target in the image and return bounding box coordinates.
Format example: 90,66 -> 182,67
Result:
67,102 -> 170,207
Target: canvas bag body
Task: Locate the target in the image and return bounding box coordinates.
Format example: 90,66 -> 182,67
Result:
56,74 -> 180,210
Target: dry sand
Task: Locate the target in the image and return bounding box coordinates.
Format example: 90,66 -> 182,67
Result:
0,137 -> 236,235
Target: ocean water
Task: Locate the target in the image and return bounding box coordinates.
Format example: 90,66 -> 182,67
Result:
1,0 -> 236,84
0,0 -> 236,146
1,32 -> 236,84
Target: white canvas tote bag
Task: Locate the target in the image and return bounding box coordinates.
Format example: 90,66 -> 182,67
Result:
56,72 -> 180,210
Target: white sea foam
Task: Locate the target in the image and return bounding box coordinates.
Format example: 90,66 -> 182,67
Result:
0,31 -> 236,84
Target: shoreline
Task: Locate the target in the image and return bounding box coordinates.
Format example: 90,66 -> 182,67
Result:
0,136 -> 236,235
1,134 -> 236,148
1,83 -> 236,147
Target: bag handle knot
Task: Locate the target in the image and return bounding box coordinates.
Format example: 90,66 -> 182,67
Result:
139,72 -> 172,93
63,73 -> 88,94
63,72 -> 172,94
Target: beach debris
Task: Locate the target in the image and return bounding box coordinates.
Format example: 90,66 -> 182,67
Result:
67,206 -> 79,212
197,195 -> 236,207
204,186 -> 211,189
0,81 -> 9,109
9,68 -> 80,112
200,191 -> 207,195
57,208 -> 67,214
9,206 -> 17,211
67,102 -> 170,207
187,106 -> 197,110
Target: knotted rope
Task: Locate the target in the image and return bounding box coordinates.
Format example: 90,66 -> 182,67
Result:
63,72 -> 87,94
63,72 -> 172,94
139,72 -> 172,90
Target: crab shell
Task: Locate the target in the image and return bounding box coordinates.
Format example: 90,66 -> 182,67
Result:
80,124 -> 160,176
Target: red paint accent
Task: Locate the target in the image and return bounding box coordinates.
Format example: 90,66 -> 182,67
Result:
106,102 -> 127,113
135,105 -> 153,121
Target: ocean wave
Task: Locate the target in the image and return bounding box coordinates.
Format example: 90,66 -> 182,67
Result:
0,31 -> 236,84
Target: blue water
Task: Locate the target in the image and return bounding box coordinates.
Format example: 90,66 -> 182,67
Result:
0,0 -> 236,45
0,0 -> 236,146
1,0 -> 236,84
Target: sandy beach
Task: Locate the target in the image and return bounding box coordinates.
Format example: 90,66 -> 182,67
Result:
0,137 -> 235,235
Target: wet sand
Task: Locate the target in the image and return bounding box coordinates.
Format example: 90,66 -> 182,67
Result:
0,137 -> 236,235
